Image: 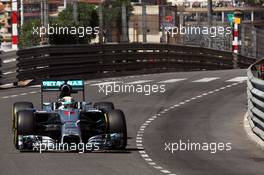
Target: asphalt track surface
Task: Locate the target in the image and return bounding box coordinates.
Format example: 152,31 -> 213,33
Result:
0,69 -> 263,175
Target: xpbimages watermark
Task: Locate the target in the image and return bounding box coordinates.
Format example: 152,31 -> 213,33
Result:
98,83 -> 166,96
32,141 -> 100,153
165,25 -> 232,38
164,140 -> 232,154
32,25 -> 99,37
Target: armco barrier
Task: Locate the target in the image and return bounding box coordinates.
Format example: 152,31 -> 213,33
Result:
247,59 -> 264,140
16,43 -> 256,83
0,50 -> 18,86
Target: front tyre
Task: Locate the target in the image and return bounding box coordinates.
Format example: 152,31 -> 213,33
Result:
107,110 -> 127,150
15,110 -> 35,150
12,102 -> 33,149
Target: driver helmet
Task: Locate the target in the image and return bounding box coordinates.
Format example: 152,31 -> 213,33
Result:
61,96 -> 75,109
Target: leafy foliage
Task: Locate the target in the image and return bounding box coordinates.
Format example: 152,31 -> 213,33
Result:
243,0 -> 264,5
102,0 -> 133,42
19,19 -> 41,48
19,3 -> 98,47
49,3 -> 98,45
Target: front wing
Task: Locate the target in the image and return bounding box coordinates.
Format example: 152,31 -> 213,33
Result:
18,133 -> 125,152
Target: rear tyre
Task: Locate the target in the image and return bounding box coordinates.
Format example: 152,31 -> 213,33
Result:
107,110 -> 127,150
12,102 -> 33,149
94,102 -> 114,112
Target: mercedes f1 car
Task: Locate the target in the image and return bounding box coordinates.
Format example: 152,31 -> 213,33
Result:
12,80 -> 127,152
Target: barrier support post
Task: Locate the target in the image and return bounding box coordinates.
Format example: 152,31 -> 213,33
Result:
232,10 -> 242,69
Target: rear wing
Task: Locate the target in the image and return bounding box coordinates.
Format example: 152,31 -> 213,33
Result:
41,80 -> 84,91
41,80 -> 85,107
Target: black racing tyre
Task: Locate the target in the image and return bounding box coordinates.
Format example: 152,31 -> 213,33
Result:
94,102 -> 115,112
107,110 -> 127,150
17,110 -> 35,135
12,102 -> 33,129
12,102 -> 33,149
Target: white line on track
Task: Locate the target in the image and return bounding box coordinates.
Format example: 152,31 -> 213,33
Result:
2,96 -> 9,99
192,77 -> 220,83
84,80 -> 102,85
226,76 -> 247,82
90,81 -> 122,86
158,78 -> 186,84
125,80 -> 153,84
136,80 -> 246,175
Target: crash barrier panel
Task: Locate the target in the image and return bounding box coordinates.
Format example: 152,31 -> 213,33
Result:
16,43 -> 256,83
0,50 -> 18,86
247,59 -> 264,140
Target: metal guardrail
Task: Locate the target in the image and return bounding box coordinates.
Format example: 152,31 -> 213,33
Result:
247,59 -> 264,140
0,44 -> 257,87
0,51 -> 18,86
16,43 -> 255,84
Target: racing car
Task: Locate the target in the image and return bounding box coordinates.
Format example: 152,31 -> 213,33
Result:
12,80 -> 127,151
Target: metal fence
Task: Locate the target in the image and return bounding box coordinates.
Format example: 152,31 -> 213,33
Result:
180,24 -> 233,51
241,25 -> 264,58
0,51 -> 18,87
0,43 -> 257,87
247,59 -> 264,140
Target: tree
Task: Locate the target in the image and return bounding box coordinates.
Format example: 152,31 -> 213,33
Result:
19,19 -> 41,48
243,0 -> 264,5
102,0 -> 133,42
49,2 -> 99,45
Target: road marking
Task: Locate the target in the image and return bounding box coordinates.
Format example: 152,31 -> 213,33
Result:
158,78 -> 186,83
161,170 -> 171,173
226,76 -> 247,82
141,154 -> 149,158
148,162 -> 156,165
140,125 -> 146,129
192,77 -> 220,83
137,82 -> 244,175
29,85 -> 41,88
90,81 -> 122,86
84,80 -> 102,85
2,96 -> 10,99
125,80 -> 153,84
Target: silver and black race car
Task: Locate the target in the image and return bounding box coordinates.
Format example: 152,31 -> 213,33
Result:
12,80 -> 127,152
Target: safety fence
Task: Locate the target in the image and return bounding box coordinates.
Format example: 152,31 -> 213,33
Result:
247,59 -> 264,140
0,43 -> 257,87
16,44 -> 255,83
0,51 -> 18,87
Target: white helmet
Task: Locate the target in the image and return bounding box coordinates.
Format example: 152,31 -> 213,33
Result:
61,96 -> 75,109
